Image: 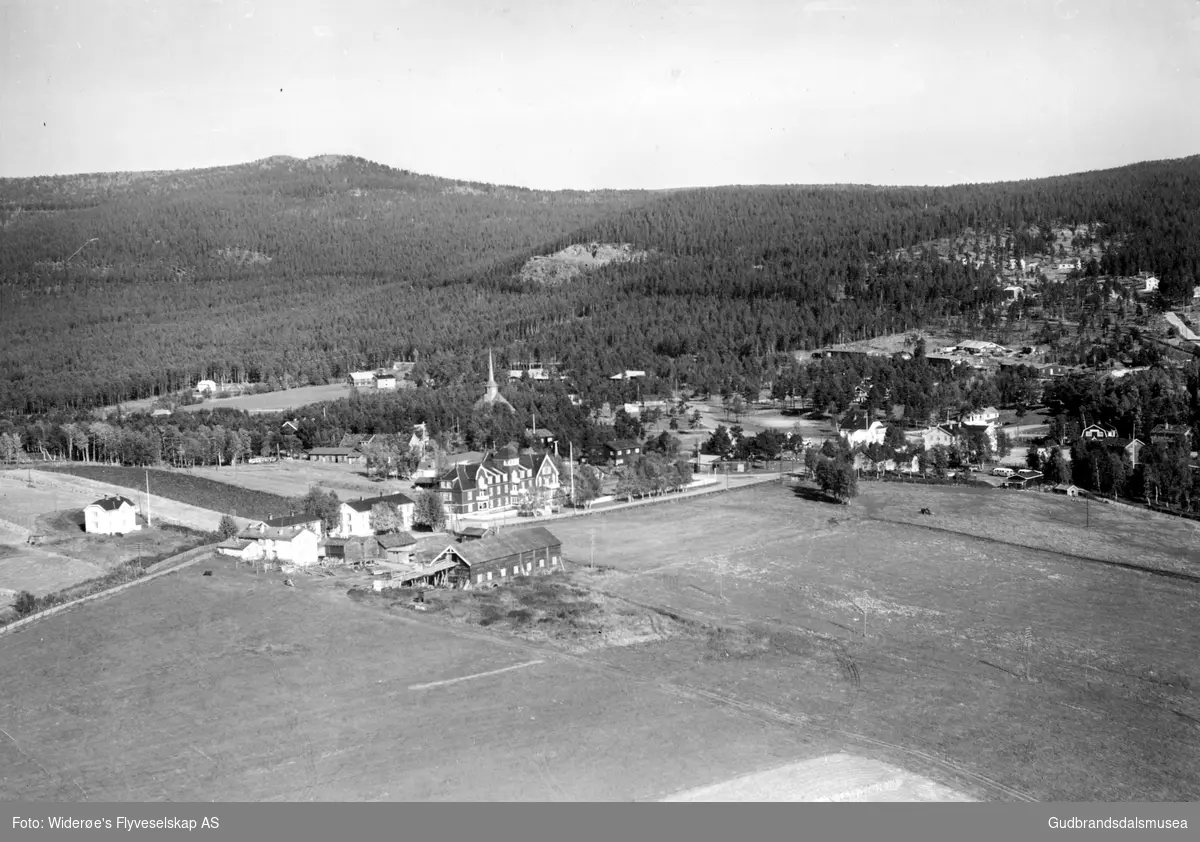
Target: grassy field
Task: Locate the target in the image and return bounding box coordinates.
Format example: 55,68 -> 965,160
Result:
44,465 -> 298,522
3,479 -> 1198,801
183,459 -> 403,505
0,556 -> 845,802
543,482 -> 1200,801
0,472 -> 208,605
180,383 -> 354,414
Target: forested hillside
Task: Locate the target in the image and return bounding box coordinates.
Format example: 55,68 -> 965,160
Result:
2,154 -> 1199,414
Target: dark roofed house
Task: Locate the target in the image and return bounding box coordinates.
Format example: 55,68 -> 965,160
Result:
435,450 -> 560,515
306,446 -> 363,464
604,440 -> 642,466
264,512 -> 324,535
1150,424 -> 1193,449
1005,469 -> 1044,490
527,428 -> 556,448
84,495 -> 139,535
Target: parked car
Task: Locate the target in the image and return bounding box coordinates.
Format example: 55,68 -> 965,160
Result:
991,467 -> 1015,478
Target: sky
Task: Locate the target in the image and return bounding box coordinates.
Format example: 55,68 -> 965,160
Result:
2,0 -> 1200,189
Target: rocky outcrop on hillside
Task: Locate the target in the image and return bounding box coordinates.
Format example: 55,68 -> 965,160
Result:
518,242 -> 649,285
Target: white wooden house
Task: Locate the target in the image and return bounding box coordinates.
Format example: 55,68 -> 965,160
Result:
84,496 -> 139,535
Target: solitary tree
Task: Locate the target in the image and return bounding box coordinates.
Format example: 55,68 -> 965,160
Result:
299,486 -> 342,535
815,458 -> 858,503
13,590 -> 39,617
412,490 -> 447,531
569,464 -> 603,508
369,502 -> 400,534
216,514 -> 240,539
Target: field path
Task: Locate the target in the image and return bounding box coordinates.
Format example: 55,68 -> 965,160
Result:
367,593 -> 1032,802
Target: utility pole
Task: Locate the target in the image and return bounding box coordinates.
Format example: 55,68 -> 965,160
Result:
145,469 -> 152,527
569,441 -> 576,510
1024,627 -> 1034,682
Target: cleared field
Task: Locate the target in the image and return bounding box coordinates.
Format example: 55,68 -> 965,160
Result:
180,383 -> 353,414
4,480 -> 1198,802
547,482 -> 1200,801
0,472 -> 213,603
184,459 -> 404,505
0,557 -> 847,802
42,465 -> 296,522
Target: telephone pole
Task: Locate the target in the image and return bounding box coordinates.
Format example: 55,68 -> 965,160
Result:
145,469 -> 152,527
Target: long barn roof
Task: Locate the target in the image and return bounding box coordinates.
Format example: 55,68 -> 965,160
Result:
437,526 -> 561,566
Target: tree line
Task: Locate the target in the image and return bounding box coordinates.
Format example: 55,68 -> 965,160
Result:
5,155 -> 1200,415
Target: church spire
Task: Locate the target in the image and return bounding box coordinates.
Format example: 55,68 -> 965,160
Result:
475,349 -> 514,412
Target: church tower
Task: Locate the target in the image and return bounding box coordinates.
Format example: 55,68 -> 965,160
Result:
474,350 -> 515,412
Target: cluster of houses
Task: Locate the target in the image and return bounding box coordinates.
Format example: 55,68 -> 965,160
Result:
1075,420 -> 1193,460
349,359 -> 418,391
304,426 -> 431,466
213,489 -> 564,591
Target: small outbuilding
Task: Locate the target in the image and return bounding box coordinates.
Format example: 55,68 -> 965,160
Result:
216,538 -> 265,561
1051,483 -> 1082,497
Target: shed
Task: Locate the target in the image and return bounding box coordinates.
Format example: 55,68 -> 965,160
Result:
1051,484 -> 1082,497
216,538 -> 265,560
376,532 -> 418,563
455,526 -> 492,542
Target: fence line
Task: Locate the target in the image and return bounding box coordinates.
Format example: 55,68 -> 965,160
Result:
489,477 -> 775,530
0,544 -> 215,637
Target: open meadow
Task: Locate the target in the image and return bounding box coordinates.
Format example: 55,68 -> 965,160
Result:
545,481 -> 1200,801
42,466 -> 296,523
0,471 -> 224,606
2,479 -> 1198,801
180,383 -> 354,414
183,459 -> 408,507
0,556 -> 863,802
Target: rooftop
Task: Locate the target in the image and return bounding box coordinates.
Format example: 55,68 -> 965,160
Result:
87,496 -> 134,511
438,526 -> 562,566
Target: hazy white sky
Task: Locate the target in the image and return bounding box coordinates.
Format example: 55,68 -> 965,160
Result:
2,0 -> 1199,188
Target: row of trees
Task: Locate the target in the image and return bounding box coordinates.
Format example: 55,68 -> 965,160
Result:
612,453 -> 696,502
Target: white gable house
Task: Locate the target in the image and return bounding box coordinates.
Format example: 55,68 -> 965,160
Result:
838,419 -> 887,448
84,496 -> 140,535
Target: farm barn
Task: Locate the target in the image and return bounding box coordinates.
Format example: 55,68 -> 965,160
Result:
410,527 -> 564,588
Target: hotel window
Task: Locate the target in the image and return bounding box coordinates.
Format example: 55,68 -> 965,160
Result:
499,568 -> 506,578
538,559 -> 545,568
477,574 -> 484,584
487,571 -> 493,581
